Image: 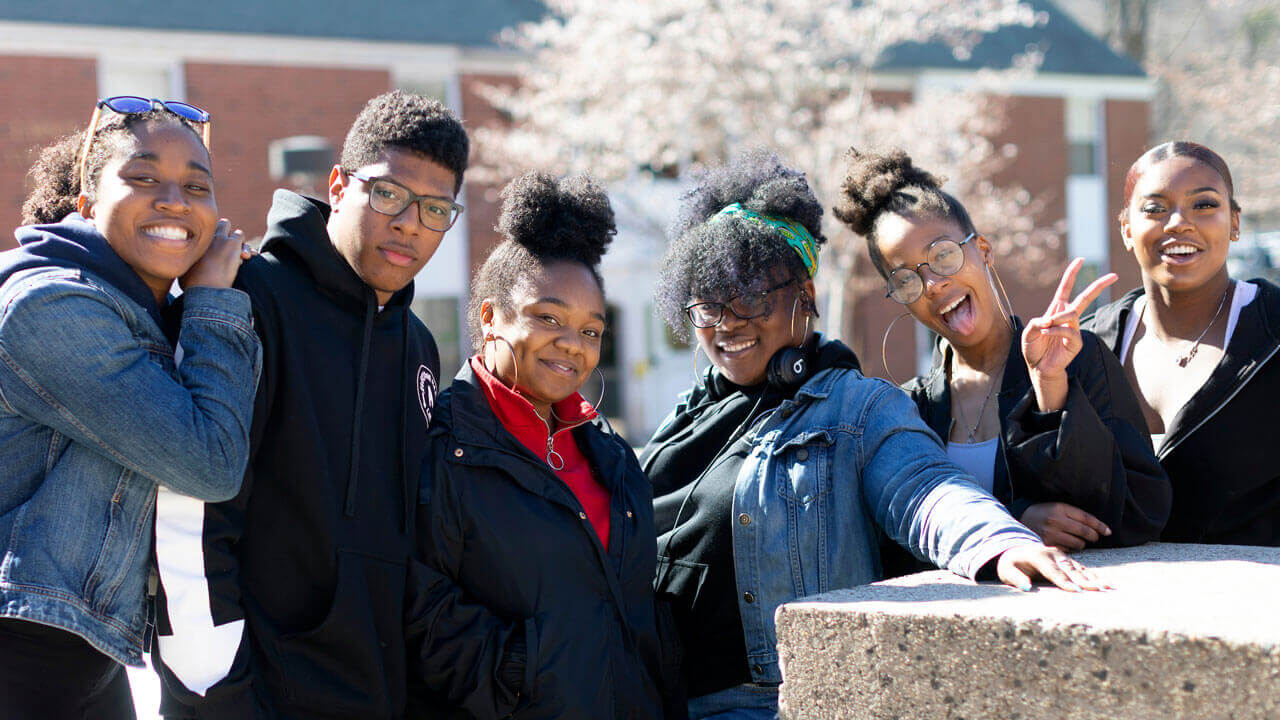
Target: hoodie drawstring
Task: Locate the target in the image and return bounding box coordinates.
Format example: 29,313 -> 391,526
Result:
344,296 -> 376,517
400,307 -> 412,534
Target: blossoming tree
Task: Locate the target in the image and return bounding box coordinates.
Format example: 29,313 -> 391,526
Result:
476,0 -> 1057,340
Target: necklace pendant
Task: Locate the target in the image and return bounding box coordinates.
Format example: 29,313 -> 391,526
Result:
1177,347 -> 1197,368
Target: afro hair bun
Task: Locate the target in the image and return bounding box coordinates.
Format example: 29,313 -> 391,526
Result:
496,171 -> 615,268
833,148 -> 943,237
670,148 -> 825,245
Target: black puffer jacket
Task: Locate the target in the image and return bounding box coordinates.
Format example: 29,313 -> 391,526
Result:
1084,280 -> 1280,545
902,320 -> 1170,548
406,363 -> 671,720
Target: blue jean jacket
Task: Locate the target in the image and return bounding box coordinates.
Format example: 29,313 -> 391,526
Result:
0,267 -> 260,666
715,367 -> 1040,684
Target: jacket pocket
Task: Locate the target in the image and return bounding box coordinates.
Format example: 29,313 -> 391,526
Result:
653,556 -> 708,605
771,429 -> 834,507
272,549 -> 407,717
83,468 -> 145,613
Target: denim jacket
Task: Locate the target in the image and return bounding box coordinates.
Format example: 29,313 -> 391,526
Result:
0,219 -> 261,667
691,366 -> 1041,685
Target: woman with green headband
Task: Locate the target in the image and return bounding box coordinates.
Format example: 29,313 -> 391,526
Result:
835,148 -> 1170,577
643,150 -> 1104,719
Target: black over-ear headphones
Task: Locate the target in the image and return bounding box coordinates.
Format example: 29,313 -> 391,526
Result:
707,340 -> 815,397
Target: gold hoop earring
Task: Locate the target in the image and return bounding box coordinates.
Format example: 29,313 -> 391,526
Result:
986,263 -> 1016,333
484,332 -> 519,390
880,311 -> 915,387
692,341 -> 710,385
790,294 -> 816,348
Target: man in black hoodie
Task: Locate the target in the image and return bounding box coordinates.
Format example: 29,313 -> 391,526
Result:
153,91 -> 469,719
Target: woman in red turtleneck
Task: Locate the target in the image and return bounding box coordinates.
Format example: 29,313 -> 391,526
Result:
405,172 -> 677,720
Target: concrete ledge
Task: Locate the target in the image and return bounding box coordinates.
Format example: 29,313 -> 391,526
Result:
775,543 -> 1280,720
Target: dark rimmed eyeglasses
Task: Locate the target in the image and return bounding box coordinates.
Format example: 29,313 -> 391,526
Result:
885,232 -> 976,304
685,278 -> 797,329
345,171 -> 464,232
77,96 -> 212,191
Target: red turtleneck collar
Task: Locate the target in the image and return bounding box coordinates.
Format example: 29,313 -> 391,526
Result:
469,356 -> 610,549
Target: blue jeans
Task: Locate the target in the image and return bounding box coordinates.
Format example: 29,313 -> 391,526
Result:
688,683 -> 778,720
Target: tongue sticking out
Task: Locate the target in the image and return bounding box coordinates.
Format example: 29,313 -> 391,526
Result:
941,295 -> 977,336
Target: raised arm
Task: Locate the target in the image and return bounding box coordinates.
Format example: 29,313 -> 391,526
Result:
0,273 -> 260,500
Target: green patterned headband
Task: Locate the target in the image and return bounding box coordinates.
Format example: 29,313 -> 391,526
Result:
712,202 -> 819,277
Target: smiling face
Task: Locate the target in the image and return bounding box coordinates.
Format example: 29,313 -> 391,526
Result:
81,120 -> 217,302
327,147 -> 457,305
1121,155 -> 1239,294
483,260 -> 606,418
691,273 -> 815,387
874,213 -> 1002,350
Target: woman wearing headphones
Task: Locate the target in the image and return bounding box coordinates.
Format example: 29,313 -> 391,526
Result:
643,150 -> 1103,720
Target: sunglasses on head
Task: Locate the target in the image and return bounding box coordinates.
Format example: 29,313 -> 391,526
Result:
77,96 -> 213,191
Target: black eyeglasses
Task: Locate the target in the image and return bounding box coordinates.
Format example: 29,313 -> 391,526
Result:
685,278 -> 796,328
885,233 -> 976,304
345,171 -> 464,232
77,97 -> 212,190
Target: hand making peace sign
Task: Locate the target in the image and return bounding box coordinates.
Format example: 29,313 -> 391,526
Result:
1021,258 -> 1118,412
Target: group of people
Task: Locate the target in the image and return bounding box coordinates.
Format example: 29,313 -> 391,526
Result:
0,88 -> 1271,720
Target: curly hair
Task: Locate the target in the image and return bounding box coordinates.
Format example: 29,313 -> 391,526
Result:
832,148 -> 977,279
340,90 -> 469,193
467,171 -> 616,349
654,148 -> 826,338
21,109 -> 203,226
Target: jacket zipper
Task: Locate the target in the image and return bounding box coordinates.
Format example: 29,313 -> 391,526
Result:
1158,342 -> 1280,460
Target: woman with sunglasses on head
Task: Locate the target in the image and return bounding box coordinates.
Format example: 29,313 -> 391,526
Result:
643,149 -> 1104,720
0,98 -> 260,718
406,172 -> 674,719
1083,142 -> 1280,546
834,149 -> 1169,571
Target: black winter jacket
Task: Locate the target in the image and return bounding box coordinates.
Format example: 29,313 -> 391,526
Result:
406,363 -> 669,720
156,190 -> 441,719
1084,280 -> 1280,545
902,320 -> 1170,550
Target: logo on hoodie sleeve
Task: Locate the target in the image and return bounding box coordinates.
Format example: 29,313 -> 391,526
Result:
416,364 -> 438,424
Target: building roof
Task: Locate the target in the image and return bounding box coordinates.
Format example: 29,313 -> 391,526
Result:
0,0 -> 547,47
878,0 -> 1145,77
0,0 -> 1143,77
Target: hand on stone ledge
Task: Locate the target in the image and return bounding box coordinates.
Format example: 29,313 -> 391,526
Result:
996,544 -> 1111,593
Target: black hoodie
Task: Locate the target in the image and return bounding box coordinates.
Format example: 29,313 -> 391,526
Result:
155,191 -> 441,719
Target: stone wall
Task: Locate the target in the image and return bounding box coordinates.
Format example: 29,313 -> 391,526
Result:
776,543 -> 1280,719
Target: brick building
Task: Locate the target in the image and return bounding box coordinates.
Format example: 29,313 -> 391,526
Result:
0,0 -> 1153,439
0,0 -> 546,377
